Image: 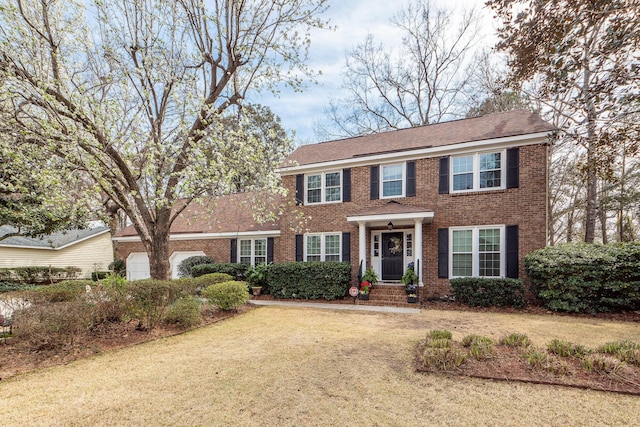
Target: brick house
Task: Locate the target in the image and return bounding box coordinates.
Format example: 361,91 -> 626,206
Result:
114,110 -> 553,298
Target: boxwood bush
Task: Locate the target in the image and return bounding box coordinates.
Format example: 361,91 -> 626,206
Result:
201,281 -> 249,310
191,263 -> 248,280
268,262 -> 351,300
450,277 -> 526,308
524,242 -> 640,313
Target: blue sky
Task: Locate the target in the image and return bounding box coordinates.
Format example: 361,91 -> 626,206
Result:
251,0 -> 495,145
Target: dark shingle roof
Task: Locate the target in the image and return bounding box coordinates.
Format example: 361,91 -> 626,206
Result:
0,226 -> 110,249
284,110 -> 554,167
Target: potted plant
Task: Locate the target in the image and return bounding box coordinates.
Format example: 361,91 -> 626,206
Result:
246,263 -> 268,296
402,262 -> 418,294
359,280 -> 371,300
407,293 -> 418,303
361,267 -> 379,288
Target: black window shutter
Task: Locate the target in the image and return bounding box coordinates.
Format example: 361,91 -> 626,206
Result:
267,237 -> 274,264
342,168 -> 351,202
295,174 -> 304,205
406,161 -> 416,197
295,234 -> 303,262
506,225 -> 519,278
341,232 -> 351,263
438,157 -> 449,194
370,166 -> 379,200
438,228 -> 449,278
230,239 -> 237,263
506,147 -> 519,189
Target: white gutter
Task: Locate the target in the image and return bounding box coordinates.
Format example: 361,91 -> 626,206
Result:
278,132 -> 551,175
112,229 -> 281,243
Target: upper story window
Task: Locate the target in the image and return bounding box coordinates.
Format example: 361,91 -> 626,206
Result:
450,226 -> 504,278
381,163 -> 405,198
239,238 -> 267,266
305,233 -> 341,262
451,151 -> 504,192
306,171 -> 342,204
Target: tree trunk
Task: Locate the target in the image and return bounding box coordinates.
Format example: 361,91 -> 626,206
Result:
583,52 -> 597,243
148,234 -> 171,280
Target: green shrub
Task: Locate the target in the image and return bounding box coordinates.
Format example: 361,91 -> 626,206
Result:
108,259 -> 126,276
524,242 -> 640,313
195,273 -> 234,290
93,274 -> 130,323
267,262 -> 351,300
450,277 -> 526,308
29,280 -> 93,304
127,279 -> 184,330
91,271 -> 110,281
201,281 -> 249,311
191,263 -> 248,280
165,296 -> 202,328
246,263 -> 269,294
177,255 -> 215,278
0,266 -> 81,284
171,277 -> 201,296
11,301 -> 95,350
0,281 -> 29,293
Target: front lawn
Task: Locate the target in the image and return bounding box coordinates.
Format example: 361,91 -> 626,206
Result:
0,307 -> 639,426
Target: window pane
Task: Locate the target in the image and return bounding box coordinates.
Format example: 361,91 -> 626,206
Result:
383,180 -> 403,197
479,229 -> 500,252
240,257 -> 252,265
240,240 -> 252,256
307,175 -> 321,189
325,234 -> 340,257
480,170 -> 501,188
480,153 -> 501,171
325,187 -> 341,202
307,235 -> 321,258
452,156 -> 473,174
255,256 -> 267,265
307,188 -> 321,203
325,172 -> 340,187
382,164 -> 403,180
452,254 -> 473,276
254,239 -> 266,256
452,230 -> 472,252
453,173 -> 473,191
479,253 -> 501,277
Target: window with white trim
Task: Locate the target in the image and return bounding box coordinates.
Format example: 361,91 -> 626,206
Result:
450,226 -> 504,278
305,233 -> 341,262
239,238 -> 267,266
381,163 -> 404,198
305,171 -> 342,204
451,151 -> 504,192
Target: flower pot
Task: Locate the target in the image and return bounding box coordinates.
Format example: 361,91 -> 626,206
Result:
359,292 -> 370,301
252,286 -> 262,296
407,295 -> 417,303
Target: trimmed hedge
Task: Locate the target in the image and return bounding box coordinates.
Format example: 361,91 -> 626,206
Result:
268,262 -> 351,300
201,281 -> 249,310
524,242 -> 640,313
450,277 -> 526,308
0,266 -> 82,283
191,263 -> 248,280
177,255 -> 214,278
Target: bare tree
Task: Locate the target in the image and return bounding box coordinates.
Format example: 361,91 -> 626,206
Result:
320,0 -> 482,138
0,0 -> 329,279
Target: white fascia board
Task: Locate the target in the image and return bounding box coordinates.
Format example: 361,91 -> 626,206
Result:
112,230 -> 281,243
0,229 -> 111,251
278,132 -> 551,175
347,211 -> 435,225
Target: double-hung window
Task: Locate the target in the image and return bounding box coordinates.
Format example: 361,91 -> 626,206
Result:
239,238 -> 267,266
450,226 -> 504,278
306,171 -> 342,204
451,151 -> 504,192
305,233 -> 341,262
381,163 -> 404,198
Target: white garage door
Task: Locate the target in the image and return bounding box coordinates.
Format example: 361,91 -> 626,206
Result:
126,252 -> 150,281
170,251 -> 206,279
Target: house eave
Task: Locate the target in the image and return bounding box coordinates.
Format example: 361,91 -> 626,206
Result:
0,229 -> 111,251
112,230 -> 281,243
347,211 -> 435,227
278,131 -> 551,175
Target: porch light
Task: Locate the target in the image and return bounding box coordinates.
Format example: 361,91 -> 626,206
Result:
387,222 -> 393,230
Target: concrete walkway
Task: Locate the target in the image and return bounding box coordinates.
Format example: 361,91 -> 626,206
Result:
249,299 -> 421,314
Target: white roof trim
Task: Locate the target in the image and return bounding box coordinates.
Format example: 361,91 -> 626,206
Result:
0,229 -> 111,251
113,230 -> 281,243
278,132 -> 551,175
347,211 -> 435,226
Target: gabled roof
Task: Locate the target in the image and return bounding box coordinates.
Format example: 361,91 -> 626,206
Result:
283,110 -> 554,168
113,192 -> 282,239
0,226 -> 110,250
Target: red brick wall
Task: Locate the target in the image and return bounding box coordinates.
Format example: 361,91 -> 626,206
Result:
279,143 -> 548,297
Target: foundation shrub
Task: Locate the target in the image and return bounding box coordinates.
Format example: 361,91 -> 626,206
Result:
524,242 -> 640,313
177,255 -> 215,278
127,279 -> 183,330
450,277 -> 526,308
11,301 -> 95,350
267,262 -> 351,300
191,263 -> 248,280
195,273 -> 234,291
201,281 -> 249,311
165,296 -> 202,328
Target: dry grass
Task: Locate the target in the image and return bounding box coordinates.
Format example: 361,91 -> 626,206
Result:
1,306 -> 639,426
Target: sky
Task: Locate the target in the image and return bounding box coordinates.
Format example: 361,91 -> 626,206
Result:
251,0 -> 497,145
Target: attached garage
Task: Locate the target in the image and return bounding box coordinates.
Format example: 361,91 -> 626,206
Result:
169,251 -> 206,279
126,252 -> 150,281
